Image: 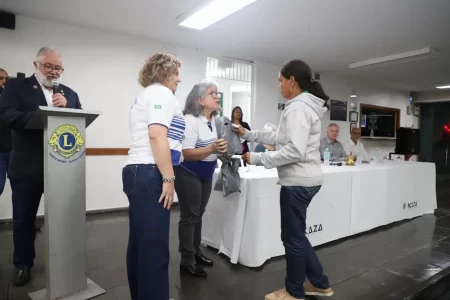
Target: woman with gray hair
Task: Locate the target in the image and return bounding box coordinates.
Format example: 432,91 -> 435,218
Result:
175,79 -> 227,277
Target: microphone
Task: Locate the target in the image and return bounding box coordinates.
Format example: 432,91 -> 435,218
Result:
52,79 -> 59,94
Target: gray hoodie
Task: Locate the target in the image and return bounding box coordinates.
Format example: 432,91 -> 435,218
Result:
244,92 -> 327,187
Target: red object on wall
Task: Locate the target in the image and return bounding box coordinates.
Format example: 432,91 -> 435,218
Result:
442,123 -> 450,139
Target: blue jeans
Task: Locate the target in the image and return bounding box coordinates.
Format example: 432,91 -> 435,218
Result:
280,186 -> 330,298
0,151 -> 10,196
122,164 -> 170,300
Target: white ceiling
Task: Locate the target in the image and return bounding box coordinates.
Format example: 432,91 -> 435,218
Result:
1,0 -> 450,91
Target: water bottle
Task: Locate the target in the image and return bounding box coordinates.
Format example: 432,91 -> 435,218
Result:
357,149 -> 363,164
372,147 -> 380,164
324,148 -> 331,165
265,148 -> 269,152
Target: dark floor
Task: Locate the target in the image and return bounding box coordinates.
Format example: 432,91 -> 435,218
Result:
1,209 -> 450,300
0,177 -> 450,300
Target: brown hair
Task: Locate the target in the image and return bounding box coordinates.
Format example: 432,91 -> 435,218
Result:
138,53 -> 181,88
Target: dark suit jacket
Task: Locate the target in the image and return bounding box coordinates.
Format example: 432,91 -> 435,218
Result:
0,88 -> 12,152
0,75 -> 82,181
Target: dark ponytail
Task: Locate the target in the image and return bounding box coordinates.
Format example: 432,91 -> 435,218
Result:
280,60 -> 330,109
310,81 -> 330,110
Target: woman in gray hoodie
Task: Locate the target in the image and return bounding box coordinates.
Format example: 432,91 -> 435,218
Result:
238,60 -> 334,300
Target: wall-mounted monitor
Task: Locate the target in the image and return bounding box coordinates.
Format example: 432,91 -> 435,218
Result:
360,104 -> 400,139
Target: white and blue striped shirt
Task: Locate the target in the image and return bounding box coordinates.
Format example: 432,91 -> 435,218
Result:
126,84 -> 185,166
181,114 -> 218,180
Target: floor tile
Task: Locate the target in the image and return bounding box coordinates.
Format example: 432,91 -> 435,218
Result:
328,277 -> 392,300
234,269 -> 286,300
434,209 -> 450,219
112,285 -> 131,300
435,216 -> 450,229
426,241 -> 450,257
381,259 -> 442,283
318,255 -> 368,286
329,242 -> 405,269
87,247 -> 127,271
87,266 -> 129,289
2,196 -> 450,300
0,235 -> 13,250
90,289 -> 118,300
355,268 -> 416,295
0,248 -> 10,265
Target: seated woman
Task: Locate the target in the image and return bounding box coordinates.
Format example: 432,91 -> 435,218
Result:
254,124 -> 277,152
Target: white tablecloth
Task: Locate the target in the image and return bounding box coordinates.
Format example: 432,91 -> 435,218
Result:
202,162 -> 437,267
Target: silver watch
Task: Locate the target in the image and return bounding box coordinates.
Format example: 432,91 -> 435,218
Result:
162,176 -> 175,183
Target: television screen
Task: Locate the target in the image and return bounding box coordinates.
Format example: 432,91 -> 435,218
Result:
360,106 -> 397,138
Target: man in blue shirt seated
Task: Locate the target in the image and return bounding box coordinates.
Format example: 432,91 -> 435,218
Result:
319,123 -> 348,161
254,123 -> 277,152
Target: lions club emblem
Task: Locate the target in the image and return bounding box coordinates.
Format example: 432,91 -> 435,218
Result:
48,124 -> 85,159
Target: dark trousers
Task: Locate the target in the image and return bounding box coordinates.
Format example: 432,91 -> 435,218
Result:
0,151 -> 10,196
174,167 -> 212,266
10,178 -> 44,269
280,186 -> 330,299
122,164 -> 170,300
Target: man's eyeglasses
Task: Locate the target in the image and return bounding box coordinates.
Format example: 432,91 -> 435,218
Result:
204,91 -> 220,98
0,76 -> 7,81
36,62 -> 65,73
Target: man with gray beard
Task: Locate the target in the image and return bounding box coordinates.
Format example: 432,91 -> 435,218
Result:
0,47 -> 82,286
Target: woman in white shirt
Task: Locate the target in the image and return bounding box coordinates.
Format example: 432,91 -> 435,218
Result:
175,80 -> 227,277
122,53 -> 184,300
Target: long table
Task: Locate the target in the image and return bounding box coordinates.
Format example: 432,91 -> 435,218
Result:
201,162 -> 437,267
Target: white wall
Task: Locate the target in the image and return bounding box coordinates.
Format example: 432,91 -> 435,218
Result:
0,16 -> 207,220
246,62 -> 419,160
0,16 -> 418,220
0,16 -> 206,148
211,77 -> 251,122
413,90 -> 450,103
249,65 -> 418,159
232,92 -> 251,124
251,61 -> 282,131
319,74 -> 418,158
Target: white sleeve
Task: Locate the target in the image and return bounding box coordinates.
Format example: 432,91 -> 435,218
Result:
343,140 -> 352,156
147,87 -> 176,128
182,116 -> 199,150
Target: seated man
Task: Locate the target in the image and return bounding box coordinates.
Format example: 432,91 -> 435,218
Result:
319,123 -> 347,161
254,123 -> 277,152
344,127 -> 369,162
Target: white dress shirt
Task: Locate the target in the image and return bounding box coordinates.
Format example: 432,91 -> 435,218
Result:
343,138 -> 369,161
36,75 -> 53,107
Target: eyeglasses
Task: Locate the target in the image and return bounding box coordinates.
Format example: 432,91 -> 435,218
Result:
0,76 -> 7,81
204,91 -> 220,98
36,62 -> 65,73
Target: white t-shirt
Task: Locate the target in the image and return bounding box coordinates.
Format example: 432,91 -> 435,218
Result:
126,84 -> 185,166
180,114 -> 218,180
